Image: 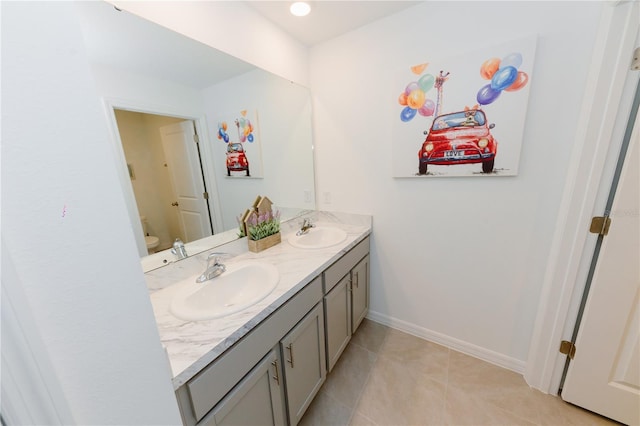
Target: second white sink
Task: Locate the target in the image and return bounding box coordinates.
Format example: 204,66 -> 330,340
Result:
170,261 -> 279,321
288,225 -> 348,249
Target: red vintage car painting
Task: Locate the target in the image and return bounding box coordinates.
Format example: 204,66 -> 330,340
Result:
226,143 -> 250,176
418,109 -> 497,175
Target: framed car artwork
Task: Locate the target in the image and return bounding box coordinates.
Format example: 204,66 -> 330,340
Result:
392,36 -> 537,177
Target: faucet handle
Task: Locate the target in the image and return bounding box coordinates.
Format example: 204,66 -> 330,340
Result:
206,252 -> 228,266
170,238 -> 188,259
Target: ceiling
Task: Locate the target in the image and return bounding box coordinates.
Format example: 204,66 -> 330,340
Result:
245,1 -> 422,46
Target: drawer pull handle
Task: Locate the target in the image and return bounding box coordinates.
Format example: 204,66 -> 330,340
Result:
353,272 -> 359,288
271,360 -> 280,385
286,344 -> 295,368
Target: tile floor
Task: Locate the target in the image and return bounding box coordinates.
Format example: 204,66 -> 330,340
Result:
300,319 -> 619,426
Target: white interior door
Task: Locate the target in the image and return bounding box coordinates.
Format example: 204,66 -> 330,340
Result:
561,109 -> 640,425
160,121 -> 212,242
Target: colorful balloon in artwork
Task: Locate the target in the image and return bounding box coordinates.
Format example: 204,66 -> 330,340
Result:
418,74 -> 435,92
418,99 -> 435,117
505,71 -> 529,92
500,52 -> 523,69
407,89 -> 426,109
477,84 -> 501,105
400,106 -> 418,122
217,122 -> 230,143
490,66 -> 518,91
248,134 -> 254,142
411,63 -> 428,75
399,70 -> 436,122
480,57 -> 501,80
405,82 -> 420,95
476,51 -> 529,106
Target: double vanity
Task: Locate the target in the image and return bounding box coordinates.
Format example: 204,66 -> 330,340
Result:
145,210 -> 372,425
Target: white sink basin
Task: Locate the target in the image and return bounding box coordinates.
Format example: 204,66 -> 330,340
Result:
288,225 -> 347,249
170,261 -> 279,321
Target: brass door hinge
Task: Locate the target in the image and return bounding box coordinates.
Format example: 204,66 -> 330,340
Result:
589,215 -> 611,236
203,192 -> 209,200
560,340 -> 576,359
193,134 -> 200,143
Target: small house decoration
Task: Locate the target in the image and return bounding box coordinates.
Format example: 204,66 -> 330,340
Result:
255,195 -> 273,215
243,195 -> 281,253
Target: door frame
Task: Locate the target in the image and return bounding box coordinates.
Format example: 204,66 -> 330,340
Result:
101,97 -> 224,257
524,1 -> 640,393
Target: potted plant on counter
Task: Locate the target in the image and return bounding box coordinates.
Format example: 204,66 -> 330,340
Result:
243,196 -> 281,253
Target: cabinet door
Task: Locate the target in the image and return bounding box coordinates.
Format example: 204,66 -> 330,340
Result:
351,255 -> 369,333
324,274 -> 352,372
200,349 -> 286,426
281,303 -> 326,426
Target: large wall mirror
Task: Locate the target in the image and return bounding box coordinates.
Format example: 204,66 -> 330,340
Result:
75,2 -> 316,269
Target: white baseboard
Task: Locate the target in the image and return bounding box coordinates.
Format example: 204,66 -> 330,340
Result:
366,311 -> 526,375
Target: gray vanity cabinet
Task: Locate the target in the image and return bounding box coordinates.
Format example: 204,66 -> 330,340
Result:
174,235 -> 370,426
350,255 -> 369,332
324,274 -> 352,372
323,237 -> 370,372
176,277 -> 323,426
198,349 -> 286,426
280,303 -> 326,426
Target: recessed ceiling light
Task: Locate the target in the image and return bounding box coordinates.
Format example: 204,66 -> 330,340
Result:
290,2 -> 311,17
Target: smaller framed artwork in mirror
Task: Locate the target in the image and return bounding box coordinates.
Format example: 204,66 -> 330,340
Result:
216,110 -> 264,178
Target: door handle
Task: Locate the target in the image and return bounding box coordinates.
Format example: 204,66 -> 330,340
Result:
171,202 -> 179,207
286,344 -> 295,368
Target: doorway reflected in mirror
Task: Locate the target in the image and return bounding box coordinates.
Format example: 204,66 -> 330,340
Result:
115,109 -> 214,253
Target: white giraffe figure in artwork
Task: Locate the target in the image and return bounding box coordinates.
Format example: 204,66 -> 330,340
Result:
433,70 -> 450,117
234,119 -> 241,141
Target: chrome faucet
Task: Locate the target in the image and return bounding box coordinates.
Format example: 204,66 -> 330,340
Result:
196,252 -> 227,283
296,218 -> 315,236
170,238 -> 188,260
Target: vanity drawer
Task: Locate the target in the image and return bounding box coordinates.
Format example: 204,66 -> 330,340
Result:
323,236 -> 370,294
181,276 -> 323,424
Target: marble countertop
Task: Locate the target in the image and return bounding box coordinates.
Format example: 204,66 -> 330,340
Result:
145,210 -> 372,389
140,207 -> 307,273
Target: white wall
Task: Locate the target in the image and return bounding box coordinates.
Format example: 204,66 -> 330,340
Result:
203,69 -> 316,230
1,2 -> 181,424
310,1 -> 603,367
112,0 -> 310,86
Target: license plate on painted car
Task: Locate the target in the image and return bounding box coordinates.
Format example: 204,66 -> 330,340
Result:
444,150 -> 465,159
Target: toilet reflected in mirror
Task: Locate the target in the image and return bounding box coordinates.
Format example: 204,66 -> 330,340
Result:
140,216 -> 160,254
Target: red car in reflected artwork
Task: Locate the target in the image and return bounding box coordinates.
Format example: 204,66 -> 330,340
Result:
226,143 -> 250,176
418,109 -> 497,174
